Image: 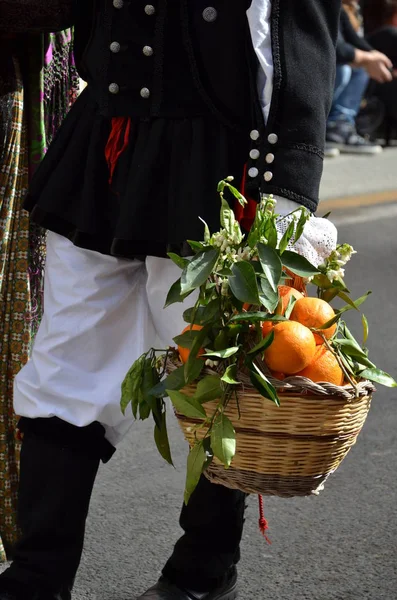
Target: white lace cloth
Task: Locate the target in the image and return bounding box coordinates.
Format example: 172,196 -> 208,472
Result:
274,196 -> 338,267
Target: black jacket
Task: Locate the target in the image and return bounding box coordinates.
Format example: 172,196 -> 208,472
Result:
1,0 -> 341,213
336,7 -> 372,65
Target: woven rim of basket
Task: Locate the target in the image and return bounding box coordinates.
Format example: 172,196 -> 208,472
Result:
164,354 -> 375,401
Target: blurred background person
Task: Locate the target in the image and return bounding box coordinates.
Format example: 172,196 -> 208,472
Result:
326,0 -> 393,154
0,29 -> 78,561
362,0 -> 397,142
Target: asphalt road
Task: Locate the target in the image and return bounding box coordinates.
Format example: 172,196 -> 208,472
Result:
66,203 -> 397,600
2,203 -> 397,600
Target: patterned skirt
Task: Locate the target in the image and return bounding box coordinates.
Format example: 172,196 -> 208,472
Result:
0,56 -> 28,561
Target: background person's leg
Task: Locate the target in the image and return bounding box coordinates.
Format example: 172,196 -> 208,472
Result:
329,66 -> 369,124
146,258 -> 247,594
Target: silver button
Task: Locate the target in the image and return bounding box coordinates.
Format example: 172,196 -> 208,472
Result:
113,0 -> 124,8
108,83 -> 120,94
248,167 -> 259,178
250,129 -> 260,141
143,45 -> 154,57
140,87 -> 151,99
268,133 -> 278,145
110,41 -> 121,53
249,149 -> 260,160
203,7 -> 218,22
264,171 -> 273,182
265,153 -> 275,164
144,4 -> 156,15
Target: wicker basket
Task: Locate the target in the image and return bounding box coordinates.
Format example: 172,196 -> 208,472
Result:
172,363 -> 374,498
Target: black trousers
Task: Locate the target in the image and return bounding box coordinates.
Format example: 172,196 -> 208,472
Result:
164,475 -> 247,592
0,418 -> 246,597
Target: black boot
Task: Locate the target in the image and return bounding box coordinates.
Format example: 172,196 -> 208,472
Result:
0,417 -> 115,600
138,476 -> 246,598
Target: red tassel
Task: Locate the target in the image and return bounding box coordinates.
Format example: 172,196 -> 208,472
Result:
258,494 -> 271,544
16,430 -> 23,441
104,117 -> 132,184
235,164 -> 258,231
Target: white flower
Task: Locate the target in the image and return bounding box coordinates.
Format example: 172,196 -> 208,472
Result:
205,359 -> 219,368
327,268 -> 345,282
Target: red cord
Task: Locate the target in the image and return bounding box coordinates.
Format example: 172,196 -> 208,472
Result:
258,494 -> 271,544
234,164 -> 258,230
104,117 -> 132,184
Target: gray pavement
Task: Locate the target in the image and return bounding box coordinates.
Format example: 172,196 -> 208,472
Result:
320,147 -> 397,201
2,152 -> 397,599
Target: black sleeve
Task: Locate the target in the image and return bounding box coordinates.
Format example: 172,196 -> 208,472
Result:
340,8 -> 372,52
336,29 -> 356,64
0,0 -> 76,33
249,0 -> 342,212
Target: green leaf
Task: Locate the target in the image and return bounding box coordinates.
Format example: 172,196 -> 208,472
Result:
184,441 -> 207,504
225,182 -> 247,206
248,330 -> 275,356
337,291 -> 372,316
180,248 -> 220,294
249,362 -> 280,406
280,251 -> 319,277
154,410 -> 173,466
121,354 -> 145,417
194,375 -> 223,403
221,364 -> 240,385
336,340 -> 375,369
362,315 -> 369,345
184,325 -> 211,381
279,219 -> 295,255
164,279 -> 193,308
213,329 -> 229,351
294,209 -> 309,243
317,313 -> 342,330
139,400 -> 151,420
187,240 -> 205,253
199,217 -> 211,242
210,413 -> 236,468
168,390 -> 207,419
257,243 -> 283,293
229,261 -> 260,305
337,290 -> 360,310
220,196 -> 235,235
203,347 -> 240,359
360,368 -> 397,388
259,277 -> 279,313
185,358 -> 206,384
284,295 -> 297,319
229,311 -> 286,323
173,329 -> 204,350
183,299 -> 221,326
150,366 -> 187,397
167,253 -> 190,270
265,220 -> 278,248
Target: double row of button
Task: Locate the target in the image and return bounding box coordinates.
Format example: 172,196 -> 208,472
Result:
109,3 -> 156,98
248,130 -> 278,182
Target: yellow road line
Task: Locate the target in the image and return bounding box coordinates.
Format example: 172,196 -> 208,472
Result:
319,190 -> 397,213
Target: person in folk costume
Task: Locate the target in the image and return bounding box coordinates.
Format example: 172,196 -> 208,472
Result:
0,22 -> 78,561
0,1 -> 340,599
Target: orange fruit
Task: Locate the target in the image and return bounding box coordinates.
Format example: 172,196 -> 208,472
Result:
275,285 -> 304,316
296,346 -> 344,386
178,324 -> 204,364
262,320 -> 274,337
270,371 -> 286,381
261,286 -> 303,338
264,321 -> 316,375
290,297 -> 337,345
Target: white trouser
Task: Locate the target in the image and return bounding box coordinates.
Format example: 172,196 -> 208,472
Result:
14,232 -> 191,447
